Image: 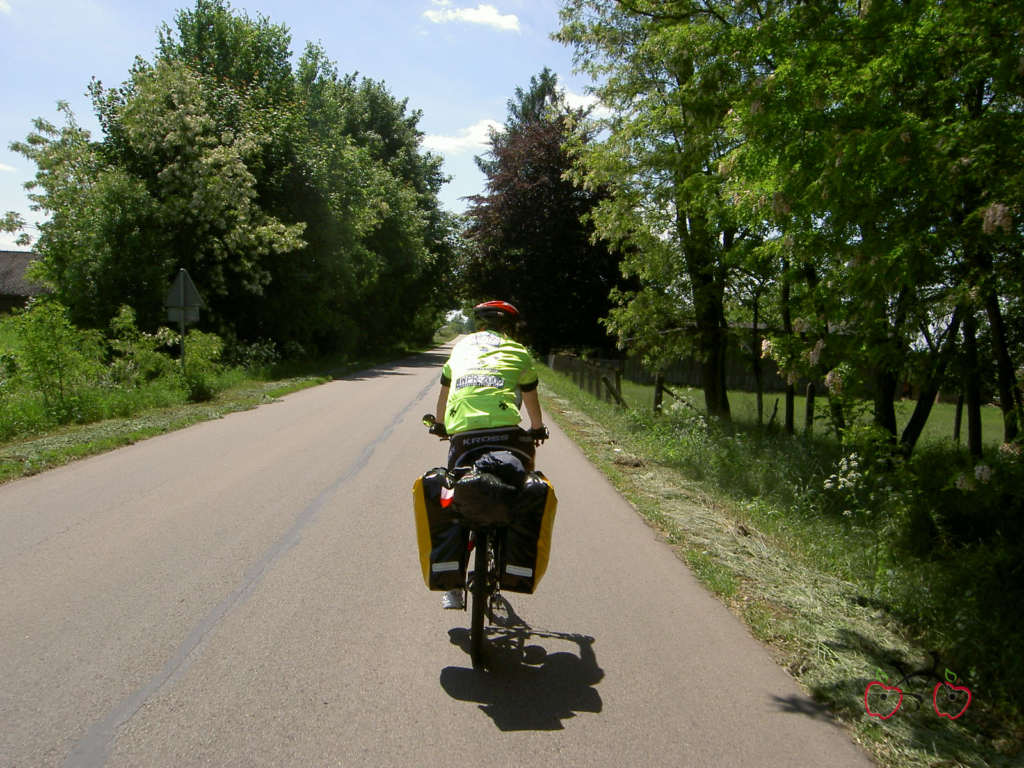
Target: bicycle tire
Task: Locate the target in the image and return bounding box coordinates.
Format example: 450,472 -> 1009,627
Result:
470,530 -> 488,668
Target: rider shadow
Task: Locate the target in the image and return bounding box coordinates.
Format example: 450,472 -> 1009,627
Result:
439,597 -> 604,731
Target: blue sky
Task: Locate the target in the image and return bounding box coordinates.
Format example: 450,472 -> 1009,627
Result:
0,0 -> 599,250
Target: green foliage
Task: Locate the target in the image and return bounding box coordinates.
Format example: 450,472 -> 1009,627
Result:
557,0 -> 1024,437
108,306 -> 179,386
2,299 -> 105,424
10,0 -> 453,357
182,328 -> 224,402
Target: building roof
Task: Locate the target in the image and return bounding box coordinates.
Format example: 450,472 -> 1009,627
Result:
0,251 -> 45,297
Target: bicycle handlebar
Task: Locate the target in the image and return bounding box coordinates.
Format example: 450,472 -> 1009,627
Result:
422,413 -> 449,439
422,414 -> 548,445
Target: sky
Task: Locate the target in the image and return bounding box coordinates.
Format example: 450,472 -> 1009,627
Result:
0,0 -> 600,251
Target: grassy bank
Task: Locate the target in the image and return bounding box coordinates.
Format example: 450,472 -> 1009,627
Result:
539,365 -> 1022,768
0,345 -> 425,486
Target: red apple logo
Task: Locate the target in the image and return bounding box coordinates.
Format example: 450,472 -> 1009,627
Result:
933,671 -> 971,720
864,681 -> 903,719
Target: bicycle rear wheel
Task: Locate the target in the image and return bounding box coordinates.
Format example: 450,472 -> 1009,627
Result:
469,530 -> 488,668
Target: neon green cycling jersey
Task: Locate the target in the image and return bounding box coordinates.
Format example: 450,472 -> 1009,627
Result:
441,331 -> 539,434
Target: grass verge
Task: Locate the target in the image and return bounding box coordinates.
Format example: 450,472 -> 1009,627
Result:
0,342 -> 439,485
0,376 -> 326,484
538,364 -> 1022,768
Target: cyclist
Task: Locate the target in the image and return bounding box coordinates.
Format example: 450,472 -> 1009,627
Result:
430,300 -> 548,608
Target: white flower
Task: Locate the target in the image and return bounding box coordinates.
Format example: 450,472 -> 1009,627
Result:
809,338 -> 825,366
954,473 -> 975,491
974,464 -> 993,484
761,338 -> 773,359
826,368 -> 843,395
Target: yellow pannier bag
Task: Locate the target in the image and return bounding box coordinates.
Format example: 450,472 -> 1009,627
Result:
412,468 -> 468,590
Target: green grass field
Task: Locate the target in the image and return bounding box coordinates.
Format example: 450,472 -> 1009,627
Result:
619,379 -> 1007,448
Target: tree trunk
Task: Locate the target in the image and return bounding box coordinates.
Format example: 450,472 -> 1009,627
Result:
683,216 -> 731,421
963,309 -> 983,457
873,369 -> 898,437
654,373 -> 665,415
805,382 -> 816,437
781,256 -> 795,435
983,288 -> 1019,442
953,393 -> 963,445
752,298 -> 764,426
829,397 -> 845,438
900,310 -> 962,454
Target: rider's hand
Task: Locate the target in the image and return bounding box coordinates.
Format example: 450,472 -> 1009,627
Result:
528,425 -> 549,446
423,413 -> 448,439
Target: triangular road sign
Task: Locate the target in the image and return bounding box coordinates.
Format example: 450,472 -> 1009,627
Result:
165,268 -> 205,309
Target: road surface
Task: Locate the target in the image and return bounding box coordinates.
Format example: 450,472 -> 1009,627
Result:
0,346 -> 874,767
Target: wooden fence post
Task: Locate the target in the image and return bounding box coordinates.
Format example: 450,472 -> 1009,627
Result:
805,382 -> 816,436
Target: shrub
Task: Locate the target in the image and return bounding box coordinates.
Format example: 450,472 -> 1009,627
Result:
108,306 -> 180,387
3,299 -> 105,424
182,329 -> 225,402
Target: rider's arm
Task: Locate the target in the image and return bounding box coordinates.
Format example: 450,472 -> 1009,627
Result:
435,384 -> 450,425
522,388 -> 544,431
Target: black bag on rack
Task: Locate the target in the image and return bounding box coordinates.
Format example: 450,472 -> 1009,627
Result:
499,471 -> 557,594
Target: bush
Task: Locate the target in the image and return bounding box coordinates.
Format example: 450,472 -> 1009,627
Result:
2,299 -> 105,424
108,306 -> 180,387
182,329 -> 225,402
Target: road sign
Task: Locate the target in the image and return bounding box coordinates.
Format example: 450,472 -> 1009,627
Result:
164,268 -> 205,375
165,268 -> 204,324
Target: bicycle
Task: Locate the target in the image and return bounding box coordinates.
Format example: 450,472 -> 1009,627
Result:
421,414 -> 548,668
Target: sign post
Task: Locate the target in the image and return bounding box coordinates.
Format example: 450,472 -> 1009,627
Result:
164,268 -> 205,375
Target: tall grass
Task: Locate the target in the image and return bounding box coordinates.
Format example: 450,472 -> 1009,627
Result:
554,370 -> 1023,727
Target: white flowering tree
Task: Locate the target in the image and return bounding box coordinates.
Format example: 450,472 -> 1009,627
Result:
8,0 -> 452,356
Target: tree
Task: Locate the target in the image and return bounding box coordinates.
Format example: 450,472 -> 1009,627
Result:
10,0 -> 454,356
557,1 -> 765,419
462,68 -> 623,354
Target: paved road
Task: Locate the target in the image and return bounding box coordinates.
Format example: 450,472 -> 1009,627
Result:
1,347 -> 874,768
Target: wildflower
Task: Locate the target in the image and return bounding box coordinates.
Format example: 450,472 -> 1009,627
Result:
982,202 -> 1012,235
954,473 -> 975,491
761,338 -> 773,359
974,464 -> 993,484
825,368 -> 843,395
809,338 -> 825,366
999,442 -> 1022,457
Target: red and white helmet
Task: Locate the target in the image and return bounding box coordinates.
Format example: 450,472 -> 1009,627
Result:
473,300 -> 519,326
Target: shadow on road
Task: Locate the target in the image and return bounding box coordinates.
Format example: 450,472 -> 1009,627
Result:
329,350 -> 451,381
439,597 -> 604,731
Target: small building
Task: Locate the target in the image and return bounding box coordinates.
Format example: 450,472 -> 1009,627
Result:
0,251 -> 46,314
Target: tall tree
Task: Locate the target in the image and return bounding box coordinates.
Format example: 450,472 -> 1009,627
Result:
462,68 -> 622,354
10,0 -> 453,355
557,1 -> 763,419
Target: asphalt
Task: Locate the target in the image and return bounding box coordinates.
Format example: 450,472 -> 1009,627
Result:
0,345 -> 875,767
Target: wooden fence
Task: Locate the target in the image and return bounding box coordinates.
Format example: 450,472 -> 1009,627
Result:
548,350 -> 825,412
547,355 -> 626,406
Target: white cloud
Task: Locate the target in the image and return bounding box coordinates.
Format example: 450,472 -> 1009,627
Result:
0,1 -> 11,15
0,163 -> 16,173
558,77 -> 613,119
423,118 -> 503,155
423,2 -> 520,32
